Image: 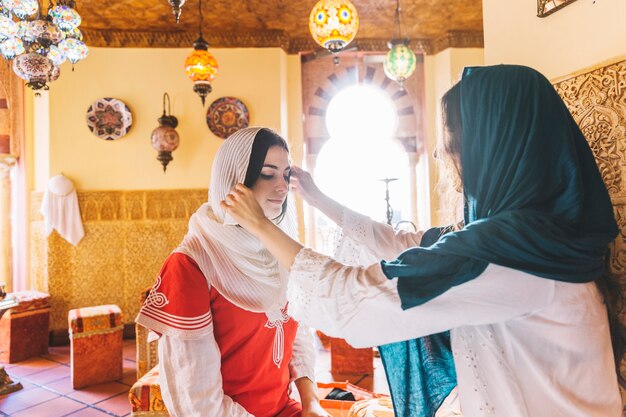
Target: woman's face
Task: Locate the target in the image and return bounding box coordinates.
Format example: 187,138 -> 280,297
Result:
250,145 -> 291,219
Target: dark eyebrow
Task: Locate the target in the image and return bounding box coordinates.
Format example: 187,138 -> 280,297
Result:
262,164 -> 291,172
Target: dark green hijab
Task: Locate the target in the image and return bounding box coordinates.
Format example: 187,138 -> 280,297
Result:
382,64 -> 618,309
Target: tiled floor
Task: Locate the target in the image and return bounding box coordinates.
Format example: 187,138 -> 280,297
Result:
0,340 -> 137,417
0,337 -> 389,417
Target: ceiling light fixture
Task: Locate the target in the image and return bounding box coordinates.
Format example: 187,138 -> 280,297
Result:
167,0 -> 186,23
308,0 -> 358,64
184,0 -> 218,106
383,0 -> 416,90
0,0 -> 88,90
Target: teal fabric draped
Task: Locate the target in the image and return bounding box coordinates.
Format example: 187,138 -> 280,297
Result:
379,226 -> 457,417
381,64 -> 618,309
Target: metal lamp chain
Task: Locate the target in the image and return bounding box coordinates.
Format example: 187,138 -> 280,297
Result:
198,0 -> 203,38
395,0 -> 402,40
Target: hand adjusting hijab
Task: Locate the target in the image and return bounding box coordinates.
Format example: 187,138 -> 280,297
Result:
177,127 -> 298,323
382,64 -> 618,309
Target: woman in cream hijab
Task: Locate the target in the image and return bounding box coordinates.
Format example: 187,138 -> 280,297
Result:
136,128 -> 323,417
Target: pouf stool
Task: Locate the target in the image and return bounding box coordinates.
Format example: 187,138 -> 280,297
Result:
128,364 -> 169,417
68,304 -> 123,389
0,291 -> 50,363
330,337 -> 373,375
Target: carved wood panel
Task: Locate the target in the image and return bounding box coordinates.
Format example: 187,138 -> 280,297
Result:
553,59 -> 626,278
78,0 -> 483,53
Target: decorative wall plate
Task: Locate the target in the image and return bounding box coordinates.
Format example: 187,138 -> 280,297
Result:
86,97 -> 133,140
206,96 -> 250,139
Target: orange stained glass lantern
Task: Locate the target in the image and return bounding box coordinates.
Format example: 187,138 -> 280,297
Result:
309,0 -> 359,54
184,36 -> 218,106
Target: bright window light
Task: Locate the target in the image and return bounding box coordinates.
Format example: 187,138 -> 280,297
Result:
312,84 -> 410,254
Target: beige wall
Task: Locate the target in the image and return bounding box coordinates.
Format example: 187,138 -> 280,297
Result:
33,47 -> 299,192
424,48 -> 484,226
24,47 -> 306,326
483,0 -> 626,80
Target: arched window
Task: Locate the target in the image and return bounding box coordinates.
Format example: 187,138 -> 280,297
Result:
301,53 -> 430,253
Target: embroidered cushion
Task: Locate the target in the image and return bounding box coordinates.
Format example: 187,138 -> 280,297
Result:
128,364 -> 170,417
68,304 -> 123,338
8,291 -> 50,314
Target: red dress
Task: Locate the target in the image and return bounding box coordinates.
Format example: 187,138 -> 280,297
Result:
138,252 -> 302,417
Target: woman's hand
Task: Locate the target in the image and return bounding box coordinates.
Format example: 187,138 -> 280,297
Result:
301,400 -> 331,417
290,166 -> 322,205
295,377 -> 330,417
220,183 -> 270,235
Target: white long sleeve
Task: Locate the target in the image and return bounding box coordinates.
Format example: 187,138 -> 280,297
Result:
288,323 -> 316,382
158,332 -> 254,417
286,248 -> 621,417
336,207 -> 424,262
287,248 -> 555,348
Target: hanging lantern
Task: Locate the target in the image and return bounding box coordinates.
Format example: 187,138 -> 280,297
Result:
384,0 -> 416,89
184,37 -> 218,106
0,36 -> 23,59
0,0 -> 88,90
49,5 -> 81,31
47,44 -> 66,66
3,0 -> 39,20
309,0 -> 359,54
57,37 -> 88,64
12,52 -> 59,90
0,15 -> 17,42
25,19 -> 65,47
184,0 -> 217,106
384,39 -> 416,90
151,93 -> 180,172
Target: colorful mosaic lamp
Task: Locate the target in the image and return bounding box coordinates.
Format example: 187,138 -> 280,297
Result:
0,0 -> 88,90
184,0 -> 218,106
151,93 -> 180,173
383,0 -> 416,90
309,0 -> 359,63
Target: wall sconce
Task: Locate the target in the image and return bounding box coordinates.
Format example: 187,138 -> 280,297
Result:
150,93 -> 180,173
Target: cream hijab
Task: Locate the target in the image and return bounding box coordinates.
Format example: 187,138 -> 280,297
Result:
176,127 -> 298,323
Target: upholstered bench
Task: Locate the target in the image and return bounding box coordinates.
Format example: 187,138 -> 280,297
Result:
129,364 -> 169,417
68,304 -> 123,389
0,290 -> 50,363
136,286 -> 159,379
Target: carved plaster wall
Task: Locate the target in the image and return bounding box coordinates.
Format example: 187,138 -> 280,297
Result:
553,59 -> 626,280
30,189 -> 206,331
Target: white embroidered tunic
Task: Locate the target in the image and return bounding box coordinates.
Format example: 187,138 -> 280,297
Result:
287,209 -> 622,417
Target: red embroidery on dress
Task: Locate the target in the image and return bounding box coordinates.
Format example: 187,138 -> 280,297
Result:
265,308 -> 290,368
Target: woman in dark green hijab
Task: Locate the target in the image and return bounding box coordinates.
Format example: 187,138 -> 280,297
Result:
221,64 -> 624,417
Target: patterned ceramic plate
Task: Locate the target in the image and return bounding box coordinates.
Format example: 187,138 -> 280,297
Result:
86,97 -> 133,140
206,96 -> 250,139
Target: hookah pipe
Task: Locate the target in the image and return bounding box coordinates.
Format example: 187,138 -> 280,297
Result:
379,178 -> 398,225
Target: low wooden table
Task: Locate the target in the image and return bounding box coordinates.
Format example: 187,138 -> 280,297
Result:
0,297 -> 23,396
